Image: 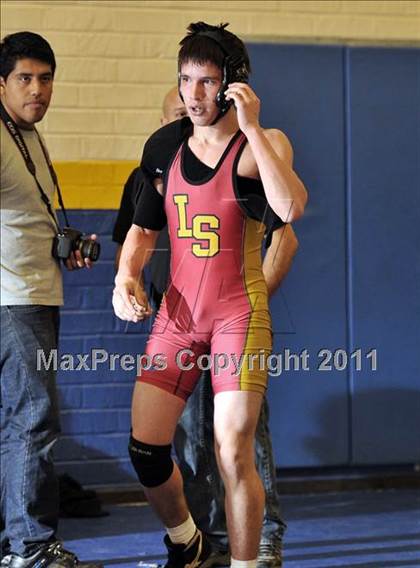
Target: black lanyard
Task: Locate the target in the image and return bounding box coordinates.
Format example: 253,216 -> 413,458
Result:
0,102 -> 69,231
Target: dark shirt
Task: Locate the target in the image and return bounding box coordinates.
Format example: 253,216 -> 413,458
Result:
112,167 -> 170,295
112,167 -> 143,245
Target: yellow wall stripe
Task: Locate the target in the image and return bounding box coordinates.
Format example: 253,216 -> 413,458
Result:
53,161 -> 138,209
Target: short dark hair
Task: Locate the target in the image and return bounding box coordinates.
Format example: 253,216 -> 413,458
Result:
0,31 -> 56,80
178,22 -> 250,76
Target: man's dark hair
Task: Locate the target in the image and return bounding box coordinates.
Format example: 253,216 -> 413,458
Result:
178,22 -> 250,76
0,31 -> 56,80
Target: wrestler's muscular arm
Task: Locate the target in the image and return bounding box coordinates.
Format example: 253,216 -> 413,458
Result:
113,177 -> 165,322
260,136 -> 300,296
113,224 -> 157,322
225,83 -> 308,222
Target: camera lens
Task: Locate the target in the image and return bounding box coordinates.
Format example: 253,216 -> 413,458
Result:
78,238 -> 100,262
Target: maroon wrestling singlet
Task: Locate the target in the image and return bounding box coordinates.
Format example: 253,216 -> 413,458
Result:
138,131 -> 272,399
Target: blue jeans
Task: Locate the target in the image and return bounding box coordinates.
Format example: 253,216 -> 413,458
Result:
0,305 -> 60,557
173,371 -> 286,552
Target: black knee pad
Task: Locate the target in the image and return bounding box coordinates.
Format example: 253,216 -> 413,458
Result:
128,435 -> 174,488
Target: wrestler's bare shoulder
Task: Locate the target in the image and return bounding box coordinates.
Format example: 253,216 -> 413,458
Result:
238,127 -> 294,178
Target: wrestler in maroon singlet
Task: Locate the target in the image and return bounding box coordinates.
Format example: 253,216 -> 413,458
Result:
138,130 -> 272,400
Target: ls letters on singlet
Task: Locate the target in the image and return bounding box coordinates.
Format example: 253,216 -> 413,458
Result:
173,194 -> 220,257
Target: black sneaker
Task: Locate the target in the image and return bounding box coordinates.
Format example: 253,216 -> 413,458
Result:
163,530 -> 213,568
256,542 -> 282,568
204,549 -> 230,567
4,542 -> 103,568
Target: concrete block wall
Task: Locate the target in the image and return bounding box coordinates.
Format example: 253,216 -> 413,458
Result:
1,0 -> 419,163
1,1 -> 419,485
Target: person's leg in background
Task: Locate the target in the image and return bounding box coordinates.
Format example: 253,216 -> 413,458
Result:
0,306 -> 60,556
1,396 -> 10,558
255,398 -> 287,568
0,306 -> 100,568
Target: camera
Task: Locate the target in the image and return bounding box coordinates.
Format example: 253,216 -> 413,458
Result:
52,227 -> 100,262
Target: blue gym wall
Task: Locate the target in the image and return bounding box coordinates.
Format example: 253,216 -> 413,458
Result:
55,44 -> 420,485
